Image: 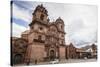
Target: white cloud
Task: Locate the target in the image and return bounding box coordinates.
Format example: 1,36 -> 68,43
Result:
69,27 -> 97,46
12,2 -> 97,47
62,4 -> 98,47
12,3 -> 32,24
12,22 -> 28,37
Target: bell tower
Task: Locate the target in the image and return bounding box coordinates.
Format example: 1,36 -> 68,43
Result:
55,17 -> 65,46
32,4 -> 48,22
28,4 -> 50,44
29,4 -> 49,33
27,4 -> 49,62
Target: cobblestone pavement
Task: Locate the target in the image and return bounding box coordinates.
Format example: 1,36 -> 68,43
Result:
13,59 -> 97,66
59,59 -> 97,63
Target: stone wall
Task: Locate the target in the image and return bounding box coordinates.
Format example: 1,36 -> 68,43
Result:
30,43 -> 45,62
59,46 -> 66,60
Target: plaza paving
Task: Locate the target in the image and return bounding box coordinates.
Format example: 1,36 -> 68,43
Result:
13,59 -> 97,66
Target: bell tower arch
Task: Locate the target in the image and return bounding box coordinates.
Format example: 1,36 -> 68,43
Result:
32,4 -> 48,22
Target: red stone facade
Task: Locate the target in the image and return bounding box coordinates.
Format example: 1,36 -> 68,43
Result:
11,4 -> 97,65
11,4 -> 66,64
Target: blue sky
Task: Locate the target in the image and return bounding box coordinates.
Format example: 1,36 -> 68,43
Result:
12,1 -> 98,48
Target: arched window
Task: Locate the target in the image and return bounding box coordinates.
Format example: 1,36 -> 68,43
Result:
61,24 -> 63,29
39,27 -> 43,30
13,54 -> 23,64
40,14 -> 44,20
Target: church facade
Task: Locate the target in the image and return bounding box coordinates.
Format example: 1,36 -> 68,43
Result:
11,4 -> 67,65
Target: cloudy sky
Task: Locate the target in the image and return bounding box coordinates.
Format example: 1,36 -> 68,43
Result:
11,1 -> 98,48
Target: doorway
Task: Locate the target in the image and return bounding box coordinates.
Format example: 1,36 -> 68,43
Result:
50,50 -> 55,61
13,54 -> 23,64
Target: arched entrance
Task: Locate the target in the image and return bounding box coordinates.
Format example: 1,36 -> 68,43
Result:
13,54 -> 23,64
50,50 -> 55,61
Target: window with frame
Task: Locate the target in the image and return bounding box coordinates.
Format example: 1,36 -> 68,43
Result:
40,14 -> 44,20
61,24 -> 63,29
39,27 -> 43,30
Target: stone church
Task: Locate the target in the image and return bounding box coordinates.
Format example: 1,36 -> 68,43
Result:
11,4 -> 67,65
